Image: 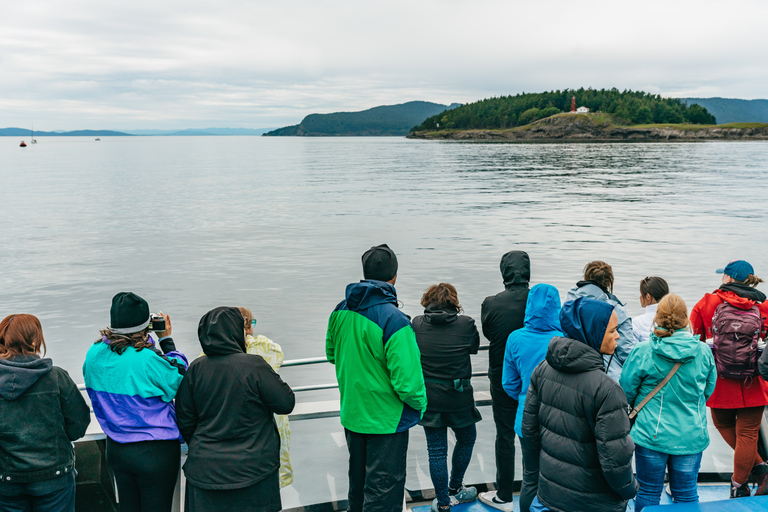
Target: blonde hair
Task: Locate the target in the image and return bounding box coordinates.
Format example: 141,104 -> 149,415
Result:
653,293 -> 689,338
237,307 -> 253,329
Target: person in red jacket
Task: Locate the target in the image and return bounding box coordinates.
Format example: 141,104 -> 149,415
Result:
690,260 -> 768,498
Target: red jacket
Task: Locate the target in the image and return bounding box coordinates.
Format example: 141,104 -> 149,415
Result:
690,289 -> 768,409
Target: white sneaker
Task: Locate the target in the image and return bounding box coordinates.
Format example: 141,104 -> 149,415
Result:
479,490 -> 514,512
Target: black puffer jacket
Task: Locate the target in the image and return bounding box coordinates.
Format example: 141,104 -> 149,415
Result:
481,251 -> 530,372
175,307 -> 295,490
0,355 -> 90,483
521,337 -> 637,512
412,305 -> 480,413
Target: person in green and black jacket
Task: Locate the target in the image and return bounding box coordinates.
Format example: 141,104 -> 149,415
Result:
326,244 -> 427,512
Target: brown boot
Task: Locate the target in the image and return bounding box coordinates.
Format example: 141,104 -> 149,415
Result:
751,463 -> 768,496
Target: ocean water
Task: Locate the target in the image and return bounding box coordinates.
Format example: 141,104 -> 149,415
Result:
2,136 -> 767,504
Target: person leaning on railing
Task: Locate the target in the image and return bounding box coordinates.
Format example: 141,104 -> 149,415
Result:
175,307 -> 295,512
82,292 -> 188,512
620,294 -> 716,511
0,314 -> 90,512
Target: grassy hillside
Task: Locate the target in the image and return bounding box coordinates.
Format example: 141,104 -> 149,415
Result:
264,101 -> 459,136
412,89 -> 716,133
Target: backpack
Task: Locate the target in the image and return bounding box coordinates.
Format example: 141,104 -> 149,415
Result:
711,302 -> 763,379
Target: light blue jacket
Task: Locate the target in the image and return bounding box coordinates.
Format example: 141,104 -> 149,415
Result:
566,282 -> 633,381
502,284 -> 562,437
620,329 -> 716,455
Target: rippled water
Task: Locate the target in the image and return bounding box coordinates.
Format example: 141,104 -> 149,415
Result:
2,137 -> 767,502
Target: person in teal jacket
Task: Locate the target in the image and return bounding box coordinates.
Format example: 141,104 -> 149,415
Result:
620,294 -> 716,511
502,283 -> 562,512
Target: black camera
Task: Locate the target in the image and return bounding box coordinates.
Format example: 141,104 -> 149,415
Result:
148,313 -> 166,332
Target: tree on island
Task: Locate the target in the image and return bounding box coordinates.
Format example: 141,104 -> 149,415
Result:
412,88 -> 717,132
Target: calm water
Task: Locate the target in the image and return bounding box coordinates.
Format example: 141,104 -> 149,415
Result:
2,136 -> 767,504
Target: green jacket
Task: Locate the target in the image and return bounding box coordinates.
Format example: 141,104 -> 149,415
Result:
326,280 -> 427,434
620,329 -> 716,455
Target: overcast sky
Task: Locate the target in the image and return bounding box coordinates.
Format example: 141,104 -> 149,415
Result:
1,0 -> 766,130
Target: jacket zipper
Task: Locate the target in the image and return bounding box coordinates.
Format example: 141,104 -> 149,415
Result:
655,393 -> 664,439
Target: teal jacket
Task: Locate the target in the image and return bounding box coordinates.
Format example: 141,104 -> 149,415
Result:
326,280 -> 427,434
620,329 -> 716,455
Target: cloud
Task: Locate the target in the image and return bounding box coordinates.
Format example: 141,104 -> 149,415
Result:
1,0 -> 766,130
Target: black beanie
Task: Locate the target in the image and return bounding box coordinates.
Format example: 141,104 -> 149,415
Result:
110,292 -> 150,334
362,244 -> 398,282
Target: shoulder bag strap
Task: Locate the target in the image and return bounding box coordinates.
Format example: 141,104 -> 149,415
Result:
628,362 -> 683,421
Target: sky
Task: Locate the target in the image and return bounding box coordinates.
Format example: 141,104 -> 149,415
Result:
1,0 -> 767,131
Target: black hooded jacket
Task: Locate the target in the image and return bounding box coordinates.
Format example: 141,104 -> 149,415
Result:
412,305 -> 480,413
481,251 -> 530,371
0,355 -> 90,483
521,337 -> 637,512
175,307 -> 295,490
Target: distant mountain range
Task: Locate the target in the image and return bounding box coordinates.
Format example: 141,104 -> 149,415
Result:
0,128 -> 131,136
264,101 -> 461,136
124,128 -> 275,136
682,98 -> 768,124
0,127 -> 274,137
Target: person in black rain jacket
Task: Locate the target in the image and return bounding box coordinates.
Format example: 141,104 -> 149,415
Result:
479,250 -> 530,510
412,283 -> 481,511
175,307 -> 295,512
521,297 -> 637,512
0,314 -> 90,512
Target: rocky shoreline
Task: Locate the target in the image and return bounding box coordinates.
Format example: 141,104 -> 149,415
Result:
407,114 -> 768,141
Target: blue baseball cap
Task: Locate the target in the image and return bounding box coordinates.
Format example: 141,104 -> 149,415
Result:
716,260 -> 754,282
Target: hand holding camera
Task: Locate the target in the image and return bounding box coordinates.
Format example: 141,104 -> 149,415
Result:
149,312 -> 172,339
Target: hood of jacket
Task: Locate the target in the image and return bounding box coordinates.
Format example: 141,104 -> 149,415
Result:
198,306 -> 246,356
716,283 -> 766,309
423,304 -> 458,325
546,336 -> 606,374
345,280 -> 398,311
524,284 -> 561,332
501,250 -> 530,287
559,296 -> 615,353
649,329 -> 699,363
0,355 -> 52,400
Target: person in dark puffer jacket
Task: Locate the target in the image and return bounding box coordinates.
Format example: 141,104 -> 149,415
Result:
521,297 -> 638,512
0,314 -> 90,512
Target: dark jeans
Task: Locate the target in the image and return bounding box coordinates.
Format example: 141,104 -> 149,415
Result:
634,445 -> 702,512
489,368 -> 518,502
423,424 -> 477,507
519,447 -> 538,512
345,429 -> 409,512
106,437 -> 180,512
0,472 -> 75,512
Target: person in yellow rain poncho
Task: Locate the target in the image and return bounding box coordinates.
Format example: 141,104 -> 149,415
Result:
239,307 -> 293,488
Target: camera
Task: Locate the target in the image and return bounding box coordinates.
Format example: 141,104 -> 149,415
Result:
148,313 -> 166,332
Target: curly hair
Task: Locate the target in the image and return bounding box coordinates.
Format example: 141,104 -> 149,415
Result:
97,327 -> 153,355
653,294 -> 689,338
584,261 -> 614,293
421,283 -> 462,311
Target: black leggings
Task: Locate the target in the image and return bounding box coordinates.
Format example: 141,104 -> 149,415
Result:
106,438 -> 180,512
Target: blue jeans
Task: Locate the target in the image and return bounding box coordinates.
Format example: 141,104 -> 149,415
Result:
423,424 -> 477,507
530,496 -> 549,512
634,445 -> 702,512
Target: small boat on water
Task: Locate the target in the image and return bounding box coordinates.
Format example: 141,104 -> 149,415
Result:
19,140 -> 27,147
95,138 -> 101,141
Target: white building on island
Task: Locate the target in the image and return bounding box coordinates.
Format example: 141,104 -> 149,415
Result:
576,106 -> 589,113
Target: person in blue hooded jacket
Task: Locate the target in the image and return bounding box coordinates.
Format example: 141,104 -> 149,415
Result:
522,297 -> 637,512
502,284 -> 562,512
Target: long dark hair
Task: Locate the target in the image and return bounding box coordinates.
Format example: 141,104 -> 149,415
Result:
640,276 -> 669,303
97,327 -> 153,355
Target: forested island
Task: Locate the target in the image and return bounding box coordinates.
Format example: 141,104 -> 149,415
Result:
408,89 -> 768,141
264,101 -> 459,136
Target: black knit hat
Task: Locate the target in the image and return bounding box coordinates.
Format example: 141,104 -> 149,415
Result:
362,244 -> 398,282
110,292 -> 150,334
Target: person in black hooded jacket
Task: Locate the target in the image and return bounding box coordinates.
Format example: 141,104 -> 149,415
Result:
412,283 -> 481,512
521,297 -> 637,512
175,307 -> 295,512
479,250 -> 529,510
0,314 -> 90,512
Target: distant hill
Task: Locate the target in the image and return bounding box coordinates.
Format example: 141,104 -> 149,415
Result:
0,128 -> 131,136
125,128 -> 275,136
683,98 -> 768,124
264,101 -> 460,136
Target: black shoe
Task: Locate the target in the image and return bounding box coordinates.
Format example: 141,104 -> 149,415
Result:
731,480 -> 751,499
751,463 -> 768,496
